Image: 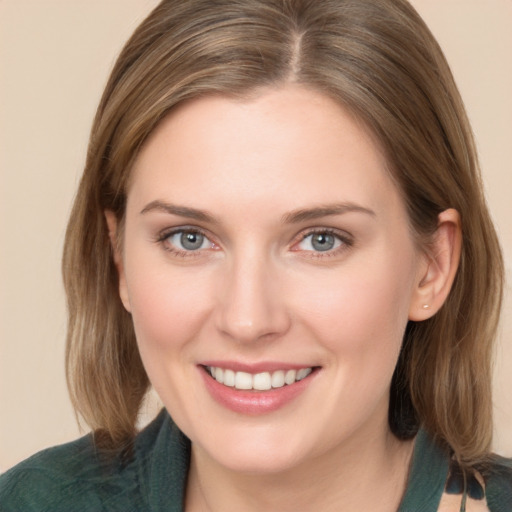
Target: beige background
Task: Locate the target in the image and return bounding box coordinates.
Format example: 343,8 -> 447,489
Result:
0,1 -> 510,472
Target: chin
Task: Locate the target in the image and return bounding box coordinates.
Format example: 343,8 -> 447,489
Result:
209,444 -> 307,475
191,421 -> 316,475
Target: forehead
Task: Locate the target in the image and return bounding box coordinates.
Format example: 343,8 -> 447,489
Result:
128,85 -> 403,220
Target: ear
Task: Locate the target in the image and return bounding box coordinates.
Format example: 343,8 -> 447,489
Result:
104,210 -> 131,313
408,208 -> 462,321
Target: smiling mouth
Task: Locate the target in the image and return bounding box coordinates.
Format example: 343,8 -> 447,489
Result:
203,365 -> 317,391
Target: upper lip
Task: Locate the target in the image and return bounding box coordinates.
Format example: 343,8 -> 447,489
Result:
199,360 -> 319,373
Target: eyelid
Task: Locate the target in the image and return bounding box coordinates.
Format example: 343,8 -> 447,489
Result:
154,225 -> 353,258
155,225 -> 218,256
291,227 -> 354,255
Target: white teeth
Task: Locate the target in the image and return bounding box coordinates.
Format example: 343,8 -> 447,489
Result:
214,367 -> 224,384
284,369 -> 296,385
271,370 -> 285,388
235,371 -> 253,390
223,369 -> 235,387
253,372 -> 272,391
296,368 -> 312,381
207,366 -> 313,390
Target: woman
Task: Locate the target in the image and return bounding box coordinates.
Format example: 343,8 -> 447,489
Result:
1,0 -> 510,510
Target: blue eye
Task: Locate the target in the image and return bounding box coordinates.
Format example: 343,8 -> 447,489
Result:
297,231 -> 344,252
166,230 -> 213,252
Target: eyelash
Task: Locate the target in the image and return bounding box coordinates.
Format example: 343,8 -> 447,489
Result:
155,227 -> 216,257
155,227 -> 353,258
292,228 -> 353,258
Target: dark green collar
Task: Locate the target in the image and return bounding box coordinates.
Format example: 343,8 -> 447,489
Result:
398,429 -> 449,511
145,412 -> 449,512
138,410 -> 191,511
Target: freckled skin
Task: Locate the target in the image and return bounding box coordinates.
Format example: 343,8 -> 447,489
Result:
113,85 -> 428,478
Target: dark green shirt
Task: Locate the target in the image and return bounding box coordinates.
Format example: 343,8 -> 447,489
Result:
1,410 -> 511,511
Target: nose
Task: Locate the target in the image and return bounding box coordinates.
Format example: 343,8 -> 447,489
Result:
214,253 -> 291,344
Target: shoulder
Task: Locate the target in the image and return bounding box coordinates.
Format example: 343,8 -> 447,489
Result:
0,409 -> 188,512
481,455 -> 512,512
0,434 -> 108,511
438,456 -> 512,512
400,429 -> 512,512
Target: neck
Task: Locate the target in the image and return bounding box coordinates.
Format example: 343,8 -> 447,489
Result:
185,421 -> 415,512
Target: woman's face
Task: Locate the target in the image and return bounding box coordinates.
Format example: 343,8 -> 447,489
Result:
114,85 -> 428,473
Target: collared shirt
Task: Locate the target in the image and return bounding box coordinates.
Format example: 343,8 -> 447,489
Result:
1,410 -> 511,511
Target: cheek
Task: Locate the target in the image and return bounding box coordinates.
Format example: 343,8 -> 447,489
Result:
124,256 -> 214,355
123,257 -> 217,416
293,255 -> 415,359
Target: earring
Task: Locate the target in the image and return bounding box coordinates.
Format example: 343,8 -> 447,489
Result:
422,304 -> 430,309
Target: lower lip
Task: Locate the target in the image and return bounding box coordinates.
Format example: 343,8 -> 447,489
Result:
199,367 -> 317,415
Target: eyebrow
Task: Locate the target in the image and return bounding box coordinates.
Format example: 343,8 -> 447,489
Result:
140,200 -> 376,224
140,200 -> 218,223
282,203 -> 376,223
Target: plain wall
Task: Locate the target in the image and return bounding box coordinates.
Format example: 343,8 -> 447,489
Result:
1,0 -> 511,471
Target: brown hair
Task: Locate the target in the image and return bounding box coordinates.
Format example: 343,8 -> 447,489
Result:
63,0 -> 503,465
